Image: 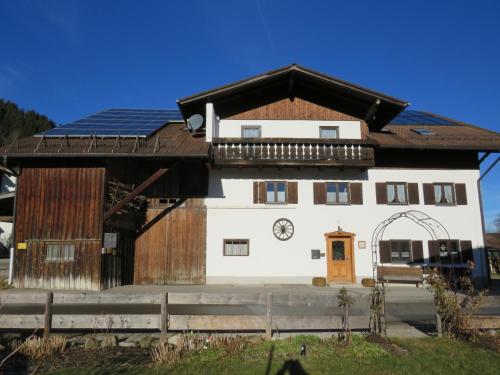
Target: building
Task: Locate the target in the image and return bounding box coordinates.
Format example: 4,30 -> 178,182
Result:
1,65 -> 499,290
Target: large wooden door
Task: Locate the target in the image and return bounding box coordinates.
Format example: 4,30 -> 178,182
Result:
326,234 -> 355,283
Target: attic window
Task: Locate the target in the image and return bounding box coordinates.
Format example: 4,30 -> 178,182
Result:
412,128 -> 433,135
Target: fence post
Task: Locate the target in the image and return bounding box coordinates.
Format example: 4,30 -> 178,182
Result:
436,312 -> 442,337
266,291 -> 273,339
160,292 -> 168,341
44,291 -> 53,339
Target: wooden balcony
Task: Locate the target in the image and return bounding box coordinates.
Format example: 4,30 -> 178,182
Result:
212,138 -> 375,167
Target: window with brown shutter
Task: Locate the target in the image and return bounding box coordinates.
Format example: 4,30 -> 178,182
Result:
411,240 -> 424,263
455,184 -> 467,205
287,182 -> 298,204
350,183 -> 363,205
253,181 -> 259,204
423,183 -> 434,205
376,183 -> 387,204
253,181 -> 267,204
408,183 -> 419,204
428,240 -> 440,262
313,182 -> 326,204
460,240 -> 473,262
434,183 -> 456,205
379,240 -> 391,263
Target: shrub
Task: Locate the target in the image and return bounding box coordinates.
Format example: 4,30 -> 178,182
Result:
11,336 -> 67,360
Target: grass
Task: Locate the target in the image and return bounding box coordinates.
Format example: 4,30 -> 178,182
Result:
5,335 -> 499,375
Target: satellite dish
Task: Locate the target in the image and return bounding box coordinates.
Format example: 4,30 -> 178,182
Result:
187,114 -> 204,131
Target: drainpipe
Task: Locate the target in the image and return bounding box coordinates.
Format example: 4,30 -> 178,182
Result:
478,155 -> 499,288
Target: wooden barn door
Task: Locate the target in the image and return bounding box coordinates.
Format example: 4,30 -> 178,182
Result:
134,198 -> 206,284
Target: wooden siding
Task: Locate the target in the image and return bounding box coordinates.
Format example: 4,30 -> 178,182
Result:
134,198 -> 206,285
224,97 -> 369,137
14,167 -> 105,290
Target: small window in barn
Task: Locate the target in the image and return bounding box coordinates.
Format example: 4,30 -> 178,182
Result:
326,182 -> 350,204
386,183 -> 407,204
241,126 -> 261,138
223,239 -> 249,256
412,128 -> 433,135
438,240 -> 461,264
319,126 -> 339,139
46,243 -> 75,261
266,181 -> 287,204
434,183 -> 455,205
390,240 -> 411,263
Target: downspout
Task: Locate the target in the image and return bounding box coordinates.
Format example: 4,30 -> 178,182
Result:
478,154 -> 499,287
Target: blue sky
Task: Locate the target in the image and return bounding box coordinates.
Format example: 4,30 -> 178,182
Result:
0,0 -> 499,230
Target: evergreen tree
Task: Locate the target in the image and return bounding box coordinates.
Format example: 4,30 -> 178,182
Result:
0,99 -> 55,145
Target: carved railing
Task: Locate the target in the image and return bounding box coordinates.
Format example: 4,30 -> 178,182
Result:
212,138 -> 375,166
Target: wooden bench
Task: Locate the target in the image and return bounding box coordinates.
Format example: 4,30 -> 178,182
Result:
377,266 -> 423,287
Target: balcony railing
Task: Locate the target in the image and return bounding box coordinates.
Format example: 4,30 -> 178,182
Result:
212,138 -> 375,167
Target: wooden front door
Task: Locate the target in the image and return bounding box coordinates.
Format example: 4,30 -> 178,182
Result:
326,234 -> 355,283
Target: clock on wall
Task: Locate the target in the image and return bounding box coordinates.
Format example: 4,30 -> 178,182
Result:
273,218 -> 294,241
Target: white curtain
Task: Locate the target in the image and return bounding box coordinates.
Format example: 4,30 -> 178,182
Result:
338,183 -> 348,203
444,185 -> 453,204
434,185 -> 442,203
277,183 -> 286,202
387,184 -> 395,203
397,184 -> 406,203
266,183 -> 275,202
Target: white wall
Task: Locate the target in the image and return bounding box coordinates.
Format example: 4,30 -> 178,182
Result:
205,168 -> 485,284
216,120 -> 361,139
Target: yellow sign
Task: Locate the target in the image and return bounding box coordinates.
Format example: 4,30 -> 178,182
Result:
17,242 -> 28,250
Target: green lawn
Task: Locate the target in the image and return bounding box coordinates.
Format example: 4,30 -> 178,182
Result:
12,335 -> 500,375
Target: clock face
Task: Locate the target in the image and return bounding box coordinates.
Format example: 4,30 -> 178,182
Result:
273,218 -> 294,241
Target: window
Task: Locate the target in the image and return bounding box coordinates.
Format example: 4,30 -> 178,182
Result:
386,183 -> 407,204
434,183 -> 455,205
319,126 -> 339,139
241,126 -> 261,138
390,240 -> 411,263
412,128 -> 433,135
438,240 -> 461,264
46,243 -> 75,261
326,182 -> 349,204
266,181 -> 287,203
223,239 -> 249,256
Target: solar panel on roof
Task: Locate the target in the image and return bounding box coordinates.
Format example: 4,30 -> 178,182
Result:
389,110 -> 455,126
38,108 -> 184,138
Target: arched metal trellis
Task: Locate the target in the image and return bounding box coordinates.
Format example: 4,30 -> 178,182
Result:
371,210 -> 450,279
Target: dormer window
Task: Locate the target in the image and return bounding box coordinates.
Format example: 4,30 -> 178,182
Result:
241,126 -> 261,138
319,126 -> 339,139
412,128 -> 433,135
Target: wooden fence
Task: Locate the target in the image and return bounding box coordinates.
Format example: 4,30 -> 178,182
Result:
0,291 -> 371,337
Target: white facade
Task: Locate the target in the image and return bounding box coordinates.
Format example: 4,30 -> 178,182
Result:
0,173 -> 16,248
205,167 -> 486,284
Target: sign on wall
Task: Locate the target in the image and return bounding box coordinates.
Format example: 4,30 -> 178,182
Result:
103,233 -> 118,249
358,241 -> 366,249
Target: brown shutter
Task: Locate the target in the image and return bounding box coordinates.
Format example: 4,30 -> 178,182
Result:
375,183 -> 387,204
455,184 -> 467,205
460,240 -> 473,262
253,181 -> 259,204
258,182 -> 266,204
423,183 -> 435,205
379,241 -> 391,263
350,183 -> 363,205
428,240 -> 440,263
408,183 -> 419,204
313,182 -> 326,204
411,240 -> 424,263
287,182 -> 298,204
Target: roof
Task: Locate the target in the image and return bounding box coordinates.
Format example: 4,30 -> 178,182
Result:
1,123 -> 209,158
485,233 -> 500,250
178,64 -> 409,131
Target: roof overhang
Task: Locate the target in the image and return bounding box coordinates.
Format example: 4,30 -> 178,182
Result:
178,64 -> 409,131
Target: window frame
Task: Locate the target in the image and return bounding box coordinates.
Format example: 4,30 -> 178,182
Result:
325,182 -> 351,205
319,126 -> 339,139
437,239 -> 461,264
223,239 -> 250,256
386,182 -> 408,205
45,242 -> 76,262
433,183 -> 456,206
389,239 -> 412,264
265,181 -> 288,204
241,125 -> 262,139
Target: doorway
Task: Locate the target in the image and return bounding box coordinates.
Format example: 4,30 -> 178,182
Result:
325,231 -> 355,283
